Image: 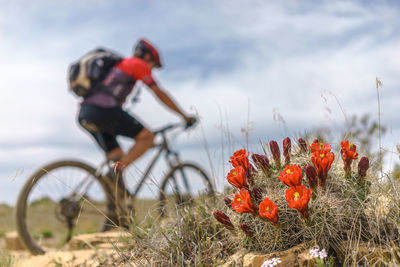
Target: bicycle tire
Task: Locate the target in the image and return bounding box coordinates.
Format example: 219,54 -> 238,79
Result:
158,162 -> 215,217
15,160 -> 113,255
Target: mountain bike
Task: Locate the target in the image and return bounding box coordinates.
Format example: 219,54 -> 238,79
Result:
15,122 -> 215,255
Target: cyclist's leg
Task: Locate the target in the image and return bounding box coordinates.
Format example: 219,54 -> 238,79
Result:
119,128 -> 154,170
110,109 -> 155,171
78,105 -> 130,227
79,106 -> 127,200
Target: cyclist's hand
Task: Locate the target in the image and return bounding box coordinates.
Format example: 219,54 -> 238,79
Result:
113,161 -> 126,174
185,116 -> 198,129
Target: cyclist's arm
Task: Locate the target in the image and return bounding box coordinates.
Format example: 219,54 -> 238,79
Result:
148,83 -> 190,122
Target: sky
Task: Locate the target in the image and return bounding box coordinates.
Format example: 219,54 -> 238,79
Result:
1,0 -> 399,204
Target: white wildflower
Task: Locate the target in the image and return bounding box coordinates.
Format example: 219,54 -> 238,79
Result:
309,248 -> 320,258
319,248 -> 327,259
261,257 -> 281,267
270,257 -> 282,265
261,260 -> 272,267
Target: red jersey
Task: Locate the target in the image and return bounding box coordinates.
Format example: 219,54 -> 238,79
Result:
82,57 -> 155,107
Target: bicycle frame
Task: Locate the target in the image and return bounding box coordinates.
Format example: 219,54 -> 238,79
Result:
81,123 -> 185,202
69,123 -> 186,203
129,131 -> 181,198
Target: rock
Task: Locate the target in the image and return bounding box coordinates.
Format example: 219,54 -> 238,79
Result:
17,249 -> 115,267
5,231 -> 25,250
68,230 -> 132,250
242,240 -> 317,267
221,248 -> 248,267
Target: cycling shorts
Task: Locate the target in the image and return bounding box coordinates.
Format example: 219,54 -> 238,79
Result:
78,104 -> 144,153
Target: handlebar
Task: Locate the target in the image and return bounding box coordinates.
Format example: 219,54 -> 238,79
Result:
153,117 -> 198,135
153,123 -> 186,135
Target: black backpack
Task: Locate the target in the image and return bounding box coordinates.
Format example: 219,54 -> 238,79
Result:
68,47 -> 123,97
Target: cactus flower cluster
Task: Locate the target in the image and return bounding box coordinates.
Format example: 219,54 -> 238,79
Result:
213,137 -> 371,238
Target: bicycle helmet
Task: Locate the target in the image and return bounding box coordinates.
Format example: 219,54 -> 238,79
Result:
134,38 -> 162,68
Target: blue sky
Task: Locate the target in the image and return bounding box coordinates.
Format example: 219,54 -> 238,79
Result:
1,0 -> 399,204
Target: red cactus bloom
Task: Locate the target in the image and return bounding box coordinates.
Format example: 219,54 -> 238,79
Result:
231,188 -> 256,215
310,142 -> 332,153
252,153 -> 270,172
298,138 -> 308,153
259,197 -> 279,224
285,185 -> 311,218
229,149 -> 249,169
305,164 -> 317,189
358,156 -> 369,178
341,141 -> 359,172
278,164 -> 303,187
227,166 -> 248,189
311,150 -> 335,187
283,137 -> 292,164
213,210 -> 235,230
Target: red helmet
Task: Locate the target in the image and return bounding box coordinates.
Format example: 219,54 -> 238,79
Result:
134,38 -> 162,68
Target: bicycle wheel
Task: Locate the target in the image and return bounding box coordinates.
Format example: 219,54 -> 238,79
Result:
16,160 -> 113,255
159,162 -> 215,217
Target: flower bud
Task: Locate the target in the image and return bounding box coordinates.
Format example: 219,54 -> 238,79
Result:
246,165 -> 256,185
358,157 -> 369,178
283,137 -> 291,164
251,154 -> 270,172
224,197 -> 232,210
240,223 -> 254,238
213,210 -> 235,230
305,165 -> 317,189
250,187 -> 263,204
298,138 -> 308,153
269,140 -> 281,168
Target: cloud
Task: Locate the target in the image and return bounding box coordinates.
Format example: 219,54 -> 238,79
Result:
1,0 -> 399,204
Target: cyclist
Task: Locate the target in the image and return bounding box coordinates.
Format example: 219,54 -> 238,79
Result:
78,38 -> 194,173
77,38 -> 195,229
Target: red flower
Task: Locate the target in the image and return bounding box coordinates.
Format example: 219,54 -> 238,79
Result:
229,149 -> 249,169
341,141 -> 359,172
311,150 -> 335,187
231,188 -> 256,214
227,166 -> 248,189
285,185 -> 311,218
278,164 -> 303,187
310,142 -> 332,154
283,137 -> 292,164
259,197 -> 279,224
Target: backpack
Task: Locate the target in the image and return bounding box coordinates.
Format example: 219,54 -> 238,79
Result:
68,47 -> 123,97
